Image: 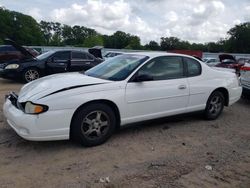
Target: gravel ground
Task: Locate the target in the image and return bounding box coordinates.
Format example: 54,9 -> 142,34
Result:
0,78 -> 250,188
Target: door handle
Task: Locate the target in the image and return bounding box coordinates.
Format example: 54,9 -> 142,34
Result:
85,62 -> 91,65
178,85 -> 187,90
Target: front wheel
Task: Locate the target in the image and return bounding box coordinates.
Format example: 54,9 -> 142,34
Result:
204,91 -> 225,120
22,68 -> 40,83
70,103 -> 117,147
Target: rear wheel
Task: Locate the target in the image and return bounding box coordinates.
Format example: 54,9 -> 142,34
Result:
22,68 -> 40,83
204,91 -> 225,120
71,103 -> 116,147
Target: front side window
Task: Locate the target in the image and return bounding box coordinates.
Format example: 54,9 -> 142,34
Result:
85,54 -> 149,81
137,56 -> 184,81
183,57 -> 201,77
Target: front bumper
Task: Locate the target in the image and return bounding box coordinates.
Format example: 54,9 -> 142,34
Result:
3,97 -> 73,141
0,68 -> 22,79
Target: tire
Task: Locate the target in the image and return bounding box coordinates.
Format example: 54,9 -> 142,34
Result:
70,103 -> 117,147
204,91 -> 225,120
22,68 -> 40,83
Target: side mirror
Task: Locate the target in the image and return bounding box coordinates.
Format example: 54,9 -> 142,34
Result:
134,74 -> 153,82
47,57 -> 54,63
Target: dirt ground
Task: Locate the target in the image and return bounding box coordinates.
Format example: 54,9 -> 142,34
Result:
0,78 -> 250,188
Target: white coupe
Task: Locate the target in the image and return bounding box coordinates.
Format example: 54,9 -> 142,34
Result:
3,52 -> 242,146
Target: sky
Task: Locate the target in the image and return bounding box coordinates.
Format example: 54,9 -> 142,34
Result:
0,0 -> 250,44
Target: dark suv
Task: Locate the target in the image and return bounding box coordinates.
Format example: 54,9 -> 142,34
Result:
0,40 -> 103,82
0,45 -> 39,63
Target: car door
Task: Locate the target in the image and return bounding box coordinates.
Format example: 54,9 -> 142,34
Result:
70,51 -> 97,72
183,57 -> 206,111
46,51 -> 70,74
125,56 -> 189,122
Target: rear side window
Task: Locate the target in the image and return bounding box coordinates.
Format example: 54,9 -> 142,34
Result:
72,51 -> 87,60
183,57 -> 202,77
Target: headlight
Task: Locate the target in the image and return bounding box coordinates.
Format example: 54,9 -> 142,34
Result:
5,64 -> 19,69
24,101 -> 48,114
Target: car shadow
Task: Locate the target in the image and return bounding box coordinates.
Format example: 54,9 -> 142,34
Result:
117,112 -> 204,135
0,112 -> 204,151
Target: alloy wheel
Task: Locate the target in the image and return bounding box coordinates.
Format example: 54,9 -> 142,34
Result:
81,111 -> 110,140
25,69 -> 39,82
208,95 -> 223,116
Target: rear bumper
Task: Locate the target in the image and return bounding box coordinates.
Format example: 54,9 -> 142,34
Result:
229,86 -> 242,105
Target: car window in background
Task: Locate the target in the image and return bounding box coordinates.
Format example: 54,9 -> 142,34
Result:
72,51 -> 87,60
36,51 -> 55,60
138,56 -> 184,80
183,57 -> 202,77
86,54 -> 94,60
0,45 -> 16,52
53,51 -> 70,61
85,54 -> 149,81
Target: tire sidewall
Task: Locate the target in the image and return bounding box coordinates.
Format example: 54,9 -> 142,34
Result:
205,91 -> 225,120
71,103 -> 116,147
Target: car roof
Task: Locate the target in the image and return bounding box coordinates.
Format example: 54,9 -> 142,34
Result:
123,51 -> 198,59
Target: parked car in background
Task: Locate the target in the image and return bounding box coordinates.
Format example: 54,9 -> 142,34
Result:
0,42 -> 103,82
104,51 -> 124,59
215,54 -> 244,73
0,44 -> 39,64
203,58 -> 220,67
3,52 -> 242,146
240,62 -> 250,95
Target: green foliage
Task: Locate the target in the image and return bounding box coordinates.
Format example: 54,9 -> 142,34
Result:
83,35 -> 103,47
0,8 -> 45,45
226,23 -> 250,53
144,41 -> 159,51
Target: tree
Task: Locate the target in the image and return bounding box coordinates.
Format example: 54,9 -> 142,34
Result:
226,23 -> 250,53
145,41 -> 160,51
127,35 -> 141,49
0,8 -> 44,45
83,35 -> 103,47
160,37 -> 181,50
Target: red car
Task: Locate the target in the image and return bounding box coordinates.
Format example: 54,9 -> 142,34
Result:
215,54 -> 245,73
0,39 -> 39,64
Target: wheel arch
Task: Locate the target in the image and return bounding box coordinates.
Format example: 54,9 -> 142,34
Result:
22,66 -> 43,75
69,99 -> 121,138
210,87 -> 229,106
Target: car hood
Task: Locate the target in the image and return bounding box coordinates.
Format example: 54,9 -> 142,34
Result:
18,72 -> 112,102
4,38 -> 36,59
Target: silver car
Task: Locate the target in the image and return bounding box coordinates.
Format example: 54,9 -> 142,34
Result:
240,62 -> 250,95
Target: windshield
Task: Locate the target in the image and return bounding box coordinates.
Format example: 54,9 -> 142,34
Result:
85,54 -> 149,81
36,51 -> 55,60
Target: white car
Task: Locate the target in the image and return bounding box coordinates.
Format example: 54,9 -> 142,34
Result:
240,62 -> 250,95
3,53 -> 242,146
